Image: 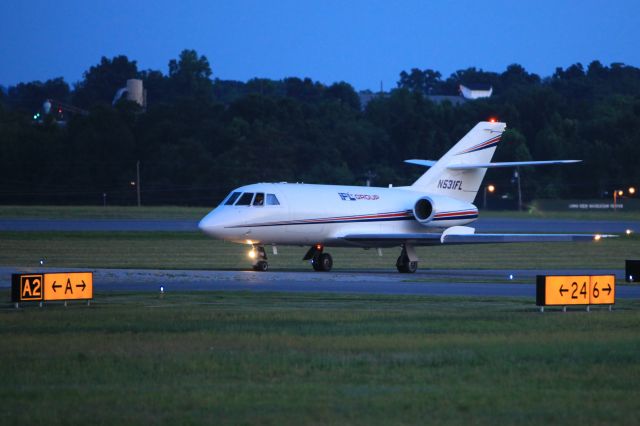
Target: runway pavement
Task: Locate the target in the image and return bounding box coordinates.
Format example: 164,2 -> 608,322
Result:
0,217 -> 639,233
2,266 -> 639,299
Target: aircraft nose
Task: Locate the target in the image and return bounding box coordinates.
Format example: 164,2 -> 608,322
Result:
198,211 -> 221,235
198,209 -> 237,238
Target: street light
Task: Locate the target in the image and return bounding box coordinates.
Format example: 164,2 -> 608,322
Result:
483,184 -> 495,209
629,186 -> 636,195
614,189 -> 624,211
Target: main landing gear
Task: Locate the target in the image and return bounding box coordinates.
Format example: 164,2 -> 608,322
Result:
396,245 -> 418,273
250,246 -> 269,272
304,244 -> 333,272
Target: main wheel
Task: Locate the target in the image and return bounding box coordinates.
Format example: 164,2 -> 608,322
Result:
319,253 -> 333,272
253,260 -> 269,272
396,255 -> 418,273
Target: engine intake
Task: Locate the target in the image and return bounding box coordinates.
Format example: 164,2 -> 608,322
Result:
413,197 -> 434,224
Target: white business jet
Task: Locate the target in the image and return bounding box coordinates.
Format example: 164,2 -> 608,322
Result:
199,121 -> 604,272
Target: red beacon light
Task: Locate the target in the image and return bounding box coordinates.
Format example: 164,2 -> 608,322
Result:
489,117 -> 497,123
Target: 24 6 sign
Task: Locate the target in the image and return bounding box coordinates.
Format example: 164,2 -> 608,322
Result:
536,275 -> 615,306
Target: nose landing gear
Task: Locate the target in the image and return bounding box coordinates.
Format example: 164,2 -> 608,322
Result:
303,244 -> 333,272
251,246 -> 269,271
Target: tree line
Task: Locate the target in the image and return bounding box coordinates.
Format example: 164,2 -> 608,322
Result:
1,49 -> 639,206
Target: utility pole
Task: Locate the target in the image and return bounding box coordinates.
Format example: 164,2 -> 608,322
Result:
515,168 -> 522,211
136,160 -> 141,207
364,170 -> 377,187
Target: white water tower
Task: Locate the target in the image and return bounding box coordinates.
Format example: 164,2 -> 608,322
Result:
113,79 -> 147,109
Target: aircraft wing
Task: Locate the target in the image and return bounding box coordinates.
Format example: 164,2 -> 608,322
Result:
341,232 -> 612,247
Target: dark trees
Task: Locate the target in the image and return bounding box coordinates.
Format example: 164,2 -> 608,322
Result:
1,54 -> 639,206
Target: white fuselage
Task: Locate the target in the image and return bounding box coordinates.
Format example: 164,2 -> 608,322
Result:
198,182 -> 478,247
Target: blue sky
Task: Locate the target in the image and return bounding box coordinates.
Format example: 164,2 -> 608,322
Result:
1,0 -> 638,90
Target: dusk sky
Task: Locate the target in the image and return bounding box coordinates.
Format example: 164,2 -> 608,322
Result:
2,0 -> 639,91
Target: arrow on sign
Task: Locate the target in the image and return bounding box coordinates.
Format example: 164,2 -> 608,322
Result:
559,285 -> 568,296
76,280 -> 86,292
603,283 -> 612,295
51,281 -> 61,292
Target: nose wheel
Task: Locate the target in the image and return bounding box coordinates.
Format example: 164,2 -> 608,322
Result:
251,246 -> 269,272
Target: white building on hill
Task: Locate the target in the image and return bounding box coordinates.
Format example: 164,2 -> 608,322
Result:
459,83 -> 493,100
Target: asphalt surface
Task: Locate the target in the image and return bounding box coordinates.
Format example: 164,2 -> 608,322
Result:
2,267 -> 639,299
0,217 -> 639,233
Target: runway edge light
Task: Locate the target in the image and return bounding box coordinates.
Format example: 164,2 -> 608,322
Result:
625,260 -> 640,282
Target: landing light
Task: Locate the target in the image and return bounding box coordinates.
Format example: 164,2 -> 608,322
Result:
626,229 -> 633,235
248,249 -> 257,259
594,234 -> 602,241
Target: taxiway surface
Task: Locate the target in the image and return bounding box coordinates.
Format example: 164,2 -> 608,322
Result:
2,267 -> 639,299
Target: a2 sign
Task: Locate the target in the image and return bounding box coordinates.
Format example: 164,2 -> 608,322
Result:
537,275 -> 615,306
11,272 -> 93,303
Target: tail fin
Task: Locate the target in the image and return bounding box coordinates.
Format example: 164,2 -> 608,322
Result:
409,121 -> 506,202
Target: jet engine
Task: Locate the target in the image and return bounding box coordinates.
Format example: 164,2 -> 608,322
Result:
412,196 -> 435,224
412,194 -> 478,227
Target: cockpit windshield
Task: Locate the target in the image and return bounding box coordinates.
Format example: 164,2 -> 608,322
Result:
235,192 -> 254,206
222,191 -> 281,206
223,192 -> 241,206
253,193 -> 265,206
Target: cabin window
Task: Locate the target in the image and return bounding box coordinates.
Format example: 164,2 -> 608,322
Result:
253,193 -> 265,206
223,192 -> 241,206
235,192 -> 254,206
266,194 -> 280,205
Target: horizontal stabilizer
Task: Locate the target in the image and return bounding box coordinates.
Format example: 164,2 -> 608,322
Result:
404,159 -> 437,167
447,160 -> 581,170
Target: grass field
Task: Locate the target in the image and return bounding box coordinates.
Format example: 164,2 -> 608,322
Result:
0,231 -> 637,270
1,292 -> 639,425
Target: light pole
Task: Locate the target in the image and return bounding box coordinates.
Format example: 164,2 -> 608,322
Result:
136,160 -> 141,207
483,184 -> 495,209
613,189 -> 624,211
514,168 -> 522,211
